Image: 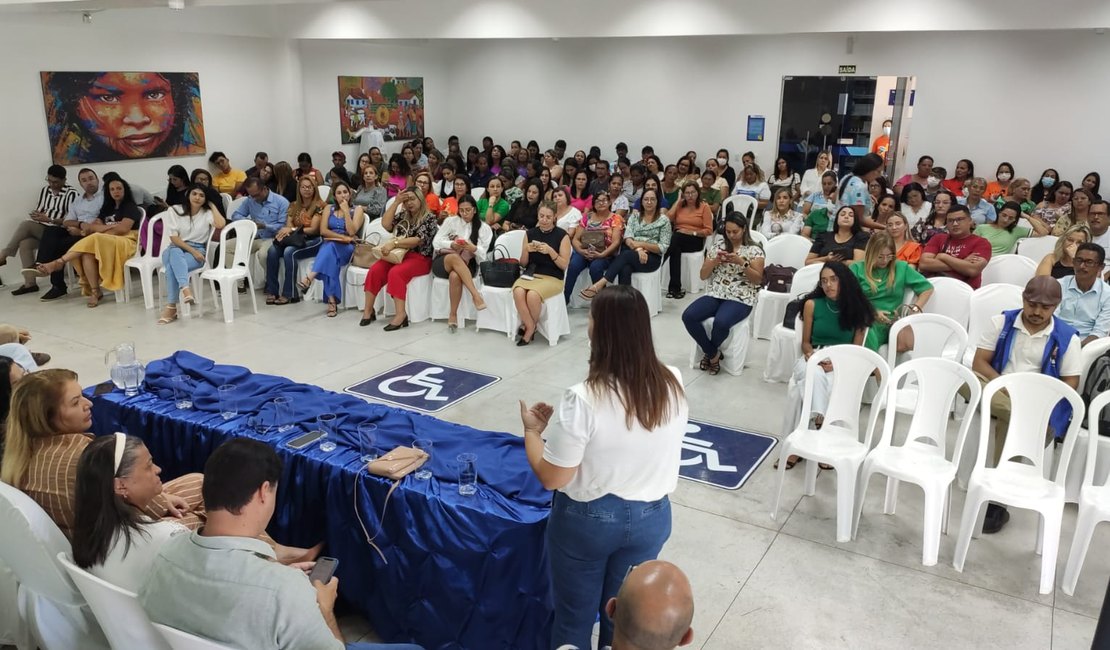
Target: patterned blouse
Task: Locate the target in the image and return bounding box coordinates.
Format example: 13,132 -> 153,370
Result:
704,242 -> 765,305
624,211 -> 672,255
1034,202 -> 1072,231
392,211 -> 439,258
910,218 -> 947,245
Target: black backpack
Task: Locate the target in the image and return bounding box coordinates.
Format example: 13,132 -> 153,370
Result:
1082,349 -> 1110,437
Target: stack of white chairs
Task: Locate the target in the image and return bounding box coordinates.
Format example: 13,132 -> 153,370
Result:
952,373 -> 1085,595
750,234 -> 814,340
761,263 -> 823,383
1062,337 -> 1110,503
981,254 -> 1037,287
200,220 -> 259,324
124,209 -> 170,309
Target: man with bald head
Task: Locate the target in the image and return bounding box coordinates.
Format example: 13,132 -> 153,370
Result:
557,561 -> 694,650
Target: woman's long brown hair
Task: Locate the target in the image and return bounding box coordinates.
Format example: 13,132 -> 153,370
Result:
586,286 -> 684,429
1,369 -> 78,487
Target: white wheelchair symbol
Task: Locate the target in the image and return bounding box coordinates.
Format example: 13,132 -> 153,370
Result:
679,423 -> 738,472
378,367 -> 450,402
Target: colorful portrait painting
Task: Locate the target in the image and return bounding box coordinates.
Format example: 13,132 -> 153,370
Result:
41,71 -> 206,165
338,76 -> 424,144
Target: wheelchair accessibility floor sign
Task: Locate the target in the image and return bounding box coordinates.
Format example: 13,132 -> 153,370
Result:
345,360 -> 500,414
679,420 -> 777,490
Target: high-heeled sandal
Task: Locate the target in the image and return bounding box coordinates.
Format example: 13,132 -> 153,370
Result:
157,306 -> 178,324
86,288 -> 103,308
181,288 -> 195,305
297,277 -> 313,293
326,301 -> 338,318
699,354 -> 712,371
359,312 -> 376,327
707,353 -> 723,376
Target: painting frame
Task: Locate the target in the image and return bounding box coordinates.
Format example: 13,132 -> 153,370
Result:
338,76 -> 424,144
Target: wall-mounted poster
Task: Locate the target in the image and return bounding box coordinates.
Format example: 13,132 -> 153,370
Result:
40,72 -> 206,166
338,76 -> 424,144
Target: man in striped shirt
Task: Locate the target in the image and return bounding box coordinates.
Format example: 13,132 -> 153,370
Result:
2,165 -> 78,295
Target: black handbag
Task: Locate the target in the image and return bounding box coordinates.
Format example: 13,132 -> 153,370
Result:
282,228 -> 307,249
783,296 -> 806,329
763,264 -> 797,293
479,243 -> 521,288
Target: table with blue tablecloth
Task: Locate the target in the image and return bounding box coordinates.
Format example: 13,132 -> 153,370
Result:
89,351 -> 553,650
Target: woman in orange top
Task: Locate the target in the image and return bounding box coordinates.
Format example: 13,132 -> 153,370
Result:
665,183 -> 714,298
438,175 -> 472,220
413,171 -> 443,221
886,212 -> 921,268
984,162 -> 1014,202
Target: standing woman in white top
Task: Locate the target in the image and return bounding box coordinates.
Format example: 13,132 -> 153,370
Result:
72,434 -> 190,593
158,184 -> 224,324
519,285 -> 688,650
800,150 -> 833,199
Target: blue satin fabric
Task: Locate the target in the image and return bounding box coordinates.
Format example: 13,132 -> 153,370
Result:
88,351 -> 553,649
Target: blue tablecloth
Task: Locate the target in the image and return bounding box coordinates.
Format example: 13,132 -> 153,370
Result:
89,351 -> 553,650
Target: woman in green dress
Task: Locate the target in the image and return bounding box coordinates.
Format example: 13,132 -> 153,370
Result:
850,231 -> 934,353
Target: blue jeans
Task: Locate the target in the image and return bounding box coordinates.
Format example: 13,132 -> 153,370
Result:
546,491 -> 672,650
265,236 -> 322,298
682,295 -> 753,358
563,252 -> 612,303
603,249 -> 661,285
162,242 -> 207,303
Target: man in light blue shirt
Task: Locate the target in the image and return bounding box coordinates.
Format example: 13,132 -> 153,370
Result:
1057,243 -> 1110,345
227,177 -> 289,269
958,177 -> 998,225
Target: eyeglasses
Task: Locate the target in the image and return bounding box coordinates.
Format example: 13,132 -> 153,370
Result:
946,217 -> 968,224
1075,258 -> 1101,267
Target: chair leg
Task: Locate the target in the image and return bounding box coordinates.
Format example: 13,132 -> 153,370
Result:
1038,505 -> 1063,595
852,462 -> 874,539
952,488 -> 985,572
803,459 -> 819,497
1062,504 -> 1100,596
835,463 -> 858,543
921,486 -> 945,567
140,269 -> 155,309
771,442 -> 792,522
883,478 -> 900,515
247,274 -> 258,314
124,270 -> 132,303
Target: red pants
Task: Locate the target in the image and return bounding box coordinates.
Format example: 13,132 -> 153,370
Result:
365,251 -> 431,299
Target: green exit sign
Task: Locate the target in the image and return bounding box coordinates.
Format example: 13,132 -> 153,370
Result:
838,64 -> 857,74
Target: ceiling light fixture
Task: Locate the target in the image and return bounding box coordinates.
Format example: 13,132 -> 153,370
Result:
82,11 -> 92,23
168,0 -> 185,9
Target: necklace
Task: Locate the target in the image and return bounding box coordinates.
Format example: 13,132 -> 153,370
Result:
825,300 -> 840,314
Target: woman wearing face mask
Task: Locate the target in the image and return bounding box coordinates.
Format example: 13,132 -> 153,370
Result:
715,149 -> 736,190
893,155 -> 935,194
910,189 -> 956,245
975,201 -> 1045,256
924,167 -> 945,202
1052,188 -> 1094,235
885,213 -> 921,268
800,151 -> 834,200
1031,168 -> 1060,204
1033,180 -> 1073,232
805,206 -> 868,265
941,158 -> 974,197
898,183 -> 932,227
985,162 -> 1015,201
760,187 -> 804,240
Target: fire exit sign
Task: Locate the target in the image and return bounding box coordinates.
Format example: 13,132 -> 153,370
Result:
838,65 -> 857,74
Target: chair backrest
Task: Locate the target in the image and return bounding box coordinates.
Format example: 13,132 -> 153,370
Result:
495,230 -> 527,258
218,220 -> 258,271
966,283 -> 1023,353
57,553 -> 171,650
749,230 -> 769,247
981,254 -> 1037,287
384,196 -> 396,212
137,211 -> 172,262
886,313 -> 968,367
800,345 -> 890,446
877,358 -> 980,464
0,482 -> 84,605
1015,235 -> 1056,262
788,263 -> 823,297
722,194 -> 758,221
1078,336 -> 1110,388
921,276 -> 973,328
365,218 -> 392,243
1083,392 -> 1110,489
155,623 -> 237,650
219,193 -> 232,215
226,196 -> 247,218
471,187 -> 486,201
317,185 -> 331,201
978,373 -> 1085,481
764,233 -> 811,269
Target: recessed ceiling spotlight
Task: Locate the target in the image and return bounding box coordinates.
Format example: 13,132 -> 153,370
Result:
168,0 -> 185,9
82,11 -> 92,23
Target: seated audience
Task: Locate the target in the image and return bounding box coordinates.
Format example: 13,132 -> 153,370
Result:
360,188 -> 437,330
805,206 -> 868,265
499,168 -> 523,204
660,165 -> 681,205
330,151 -> 351,182
32,176 -> 141,308
274,161 -> 298,202
566,192 -> 623,304
433,162 -> 458,199
800,151 -> 833,199
468,153 -> 494,190
608,174 -> 632,218
665,184 -> 714,299
730,164 -> 771,210
975,200 -> 1045,256
384,154 -> 413,199
802,170 -> 838,218
682,214 -> 765,375
328,166 -> 351,189
893,155 -> 934,194
1082,172 -> 1102,199
1056,243 -> 1110,345
245,152 -> 269,179
33,168 -> 103,301
984,162 -> 1014,201
635,176 -> 672,212
431,195 -> 491,331
910,189 -> 955,245
438,175 -> 472,219
605,561 -> 694,650
158,184 -> 226,324
872,194 -> 899,230
500,179 -> 544,232
208,151 -> 246,196
267,176 -> 325,305
1031,168 -> 1060,204
969,276 -> 1081,533
777,262 -> 874,469
2,164 -> 77,296
512,201 -> 571,346
697,170 -> 722,214
139,438 -> 418,650
850,232 -> 933,352
702,159 -> 729,198
295,152 -> 325,186
1036,225 -> 1091,279
1087,200 -> 1110,250
553,187 -> 583,235
958,177 -> 998,224
580,188 -> 671,297
412,171 -> 441,217
353,166 -> 388,221
996,177 -> 1037,217
760,187 -> 804,240
259,162 -> 277,191
301,181 -> 364,317
839,153 -> 885,230
942,158 -> 974,196
885,213 -> 922,268
478,176 -> 512,226
768,157 -> 801,200
1033,181 -> 1073,232
899,182 -> 932,227
226,177 -> 290,276
160,165 -> 190,209
919,205 -> 991,289
568,170 -> 593,214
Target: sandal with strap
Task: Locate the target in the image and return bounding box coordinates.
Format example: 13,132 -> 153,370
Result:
773,455 -> 799,470
86,288 -> 103,309
578,286 -> 598,301
708,353 -> 723,376
157,306 -> 178,325
699,354 -> 712,371
265,294 -> 277,305
274,296 -> 291,305
297,277 -> 313,293
326,301 -> 338,318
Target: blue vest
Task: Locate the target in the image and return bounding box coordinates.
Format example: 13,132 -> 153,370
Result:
990,309 -> 1078,439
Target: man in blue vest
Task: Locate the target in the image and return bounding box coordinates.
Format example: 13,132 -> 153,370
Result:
970,275 -> 1082,533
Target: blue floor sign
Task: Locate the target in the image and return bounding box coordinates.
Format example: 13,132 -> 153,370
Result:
679,420 -> 777,490
345,360 -> 500,414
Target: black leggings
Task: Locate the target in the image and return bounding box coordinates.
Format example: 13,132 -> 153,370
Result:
604,249 -> 662,285
665,233 -> 706,291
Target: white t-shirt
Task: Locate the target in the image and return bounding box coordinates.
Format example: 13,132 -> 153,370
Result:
800,168 -> 831,199
901,201 -> 932,227
556,207 -> 583,233
166,207 -> 216,243
543,366 -> 688,503
976,314 -> 1082,377
732,181 -> 771,202
91,518 -> 189,593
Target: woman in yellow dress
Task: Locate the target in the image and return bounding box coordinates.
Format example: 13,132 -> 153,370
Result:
32,177 -> 141,307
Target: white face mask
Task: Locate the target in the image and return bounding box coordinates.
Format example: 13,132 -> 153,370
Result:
882,126 -> 891,136
997,172 -> 1012,182
926,177 -> 940,189
716,157 -> 728,167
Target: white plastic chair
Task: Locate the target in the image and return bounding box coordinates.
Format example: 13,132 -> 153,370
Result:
922,276 -> 974,329
771,345 -> 890,542
961,283 -> 1024,366
749,230 -> 769,247
855,359 -> 981,566
879,313 -> 968,414
476,230 -> 527,337
219,193 -> 232,216
317,185 -> 331,201
200,220 -> 259,323
57,553 -> 171,650
687,318 -> 752,376
1063,337 -> 1110,503
0,559 -> 25,648
1015,236 -> 1056,263
124,210 -> 170,309
721,194 -> 758,223
155,623 -> 237,650
952,373 -> 1085,595
751,234 -> 816,339
470,188 -> 486,200
0,482 -> 108,650
345,218 -> 392,311
760,264 -> 824,381
157,238 -> 215,319
225,196 -> 247,219
630,265 -> 663,316
1062,390 -> 1110,595
981,254 -> 1037,287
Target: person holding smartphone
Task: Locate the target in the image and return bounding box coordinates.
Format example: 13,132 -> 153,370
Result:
431,195 -> 491,331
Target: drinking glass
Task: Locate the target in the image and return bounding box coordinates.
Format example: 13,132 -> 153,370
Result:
413,438 -> 433,480
457,453 -> 477,496
274,396 -> 294,433
217,384 -> 237,420
358,423 -> 379,463
171,375 -> 192,410
317,413 -> 337,452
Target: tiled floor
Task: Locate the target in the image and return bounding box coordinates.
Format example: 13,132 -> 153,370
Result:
2,276 -> 1105,649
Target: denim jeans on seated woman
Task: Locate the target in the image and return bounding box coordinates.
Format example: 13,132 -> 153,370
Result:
563,251 -> 612,302
265,237 -> 321,298
681,295 -> 753,359
162,242 -> 208,302
546,491 -> 672,650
